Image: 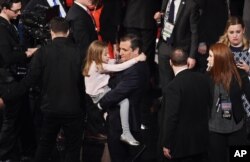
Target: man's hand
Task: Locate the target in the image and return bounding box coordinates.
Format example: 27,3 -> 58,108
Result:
25,48 -> 38,57
0,98 -> 5,109
163,147 -> 172,159
198,42 -> 207,55
136,53 -> 147,62
187,57 -> 196,69
154,11 -> 163,24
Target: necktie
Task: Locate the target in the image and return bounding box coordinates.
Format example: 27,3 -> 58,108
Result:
168,0 -> 175,23
53,0 -> 57,6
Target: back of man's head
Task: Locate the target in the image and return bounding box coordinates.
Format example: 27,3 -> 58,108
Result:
0,0 -> 20,11
170,48 -> 188,66
49,17 -> 69,34
120,34 -> 142,53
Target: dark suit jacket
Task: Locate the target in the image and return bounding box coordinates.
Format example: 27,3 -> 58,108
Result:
99,0 -> 123,44
0,17 -> 27,71
209,69 -> 250,124
100,62 -> 150,131
2,37 -> 85,116
66,3 -> 98,59
123,0 -> 162,29
160,0 -> 199,58
197,0 -> 228,46
162,69 -> 211,158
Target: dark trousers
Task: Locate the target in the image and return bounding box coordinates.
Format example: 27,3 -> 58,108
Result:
107,109 -> 144,162
0,95 -> 36,160
34,114 -> 84,162
157,41 -> 174,93
208,127 -> 248,162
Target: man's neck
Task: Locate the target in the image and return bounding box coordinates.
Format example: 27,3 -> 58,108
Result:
0,13 -> 10,23
173,65 -> 188,76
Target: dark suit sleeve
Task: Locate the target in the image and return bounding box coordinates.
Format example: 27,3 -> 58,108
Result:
1,48 -> 43,103
99,67 -> 139,110
162,83 -> 181,148
189,2 -> 200,58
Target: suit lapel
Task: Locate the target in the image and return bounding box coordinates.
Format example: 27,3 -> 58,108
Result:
175,0 -> 186,24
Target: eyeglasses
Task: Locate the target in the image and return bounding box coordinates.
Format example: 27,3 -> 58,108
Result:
9,8 -> 21,14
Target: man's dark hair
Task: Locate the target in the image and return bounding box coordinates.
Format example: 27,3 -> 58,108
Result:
49,17 -> 69,33
120,34 -> 142,53
0,0 -> 21,10
170,48 -> 188,66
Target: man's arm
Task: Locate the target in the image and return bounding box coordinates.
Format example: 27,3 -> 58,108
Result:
1,48 -> 43,103
187,1 -> 200,69
99,67 -> 139,110
162,83 -> 180,149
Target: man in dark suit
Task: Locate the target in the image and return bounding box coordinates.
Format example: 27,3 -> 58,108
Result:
154,0 -> 199,93
195,0 -> 228,73
0,17 -> 85,162
98,34 -> 150,162
160,48 -> 211,162
0,0 -> 37,161
66,0 -> 98,59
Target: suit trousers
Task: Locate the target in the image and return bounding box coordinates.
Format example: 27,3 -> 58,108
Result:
208,126 -> 248,162
34,114 -> 84,162
0,95 -> 36,160
158,40 -> 175,93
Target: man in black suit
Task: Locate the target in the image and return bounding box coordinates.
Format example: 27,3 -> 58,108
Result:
0,17 -> 85,162
160,48 -> 211,162
66,0 -> 98,59
0,0 -> 37,161
154,0 -> 199,93
98,34 -> 150,162
195,0 -> 228,73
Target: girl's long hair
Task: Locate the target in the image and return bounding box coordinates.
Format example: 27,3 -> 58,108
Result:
83,40 -> 108,76
209,43 -> 242,92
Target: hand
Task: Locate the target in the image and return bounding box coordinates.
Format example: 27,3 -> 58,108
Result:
0,98 -> 5,109
163,147 -> 172,159
136,53 -> 147,62
154,11 -> 163,23
25,48 -> 38,57
187,57 -> 196,69
198,43 -> 207,55
236,60 -> 250,73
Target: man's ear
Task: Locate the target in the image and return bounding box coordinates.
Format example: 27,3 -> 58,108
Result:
170,59 -> 173,67
133,47 -> 139,55
50,30 -> 55,39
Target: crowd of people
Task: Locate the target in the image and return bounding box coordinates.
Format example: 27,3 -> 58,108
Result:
0,0 -> 250,162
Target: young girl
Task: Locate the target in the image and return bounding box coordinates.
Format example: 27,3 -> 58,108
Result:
83,40 -> 146,146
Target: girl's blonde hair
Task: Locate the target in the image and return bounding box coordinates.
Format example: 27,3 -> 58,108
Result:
218,16 -> 249,50
83,40 -> 108,76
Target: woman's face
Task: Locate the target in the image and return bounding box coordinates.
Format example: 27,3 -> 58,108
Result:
207,50 -> 214,70
102,48 -> 109,63
227,24 -> 245,47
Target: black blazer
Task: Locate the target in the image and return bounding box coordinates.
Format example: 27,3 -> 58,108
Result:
160,0 -> 199,58
162,69 -> 211,158
197,0 -> 228,46
2,37 -> 85,116
209,69 -> 250,124
123,0 -> 162,29
0,17 -> 27,69
66,3 -> 98,58
99,0 -> 123,43
99,62 -> 150,131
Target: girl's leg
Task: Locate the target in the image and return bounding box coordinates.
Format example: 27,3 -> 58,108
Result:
119,99 -> 139,146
